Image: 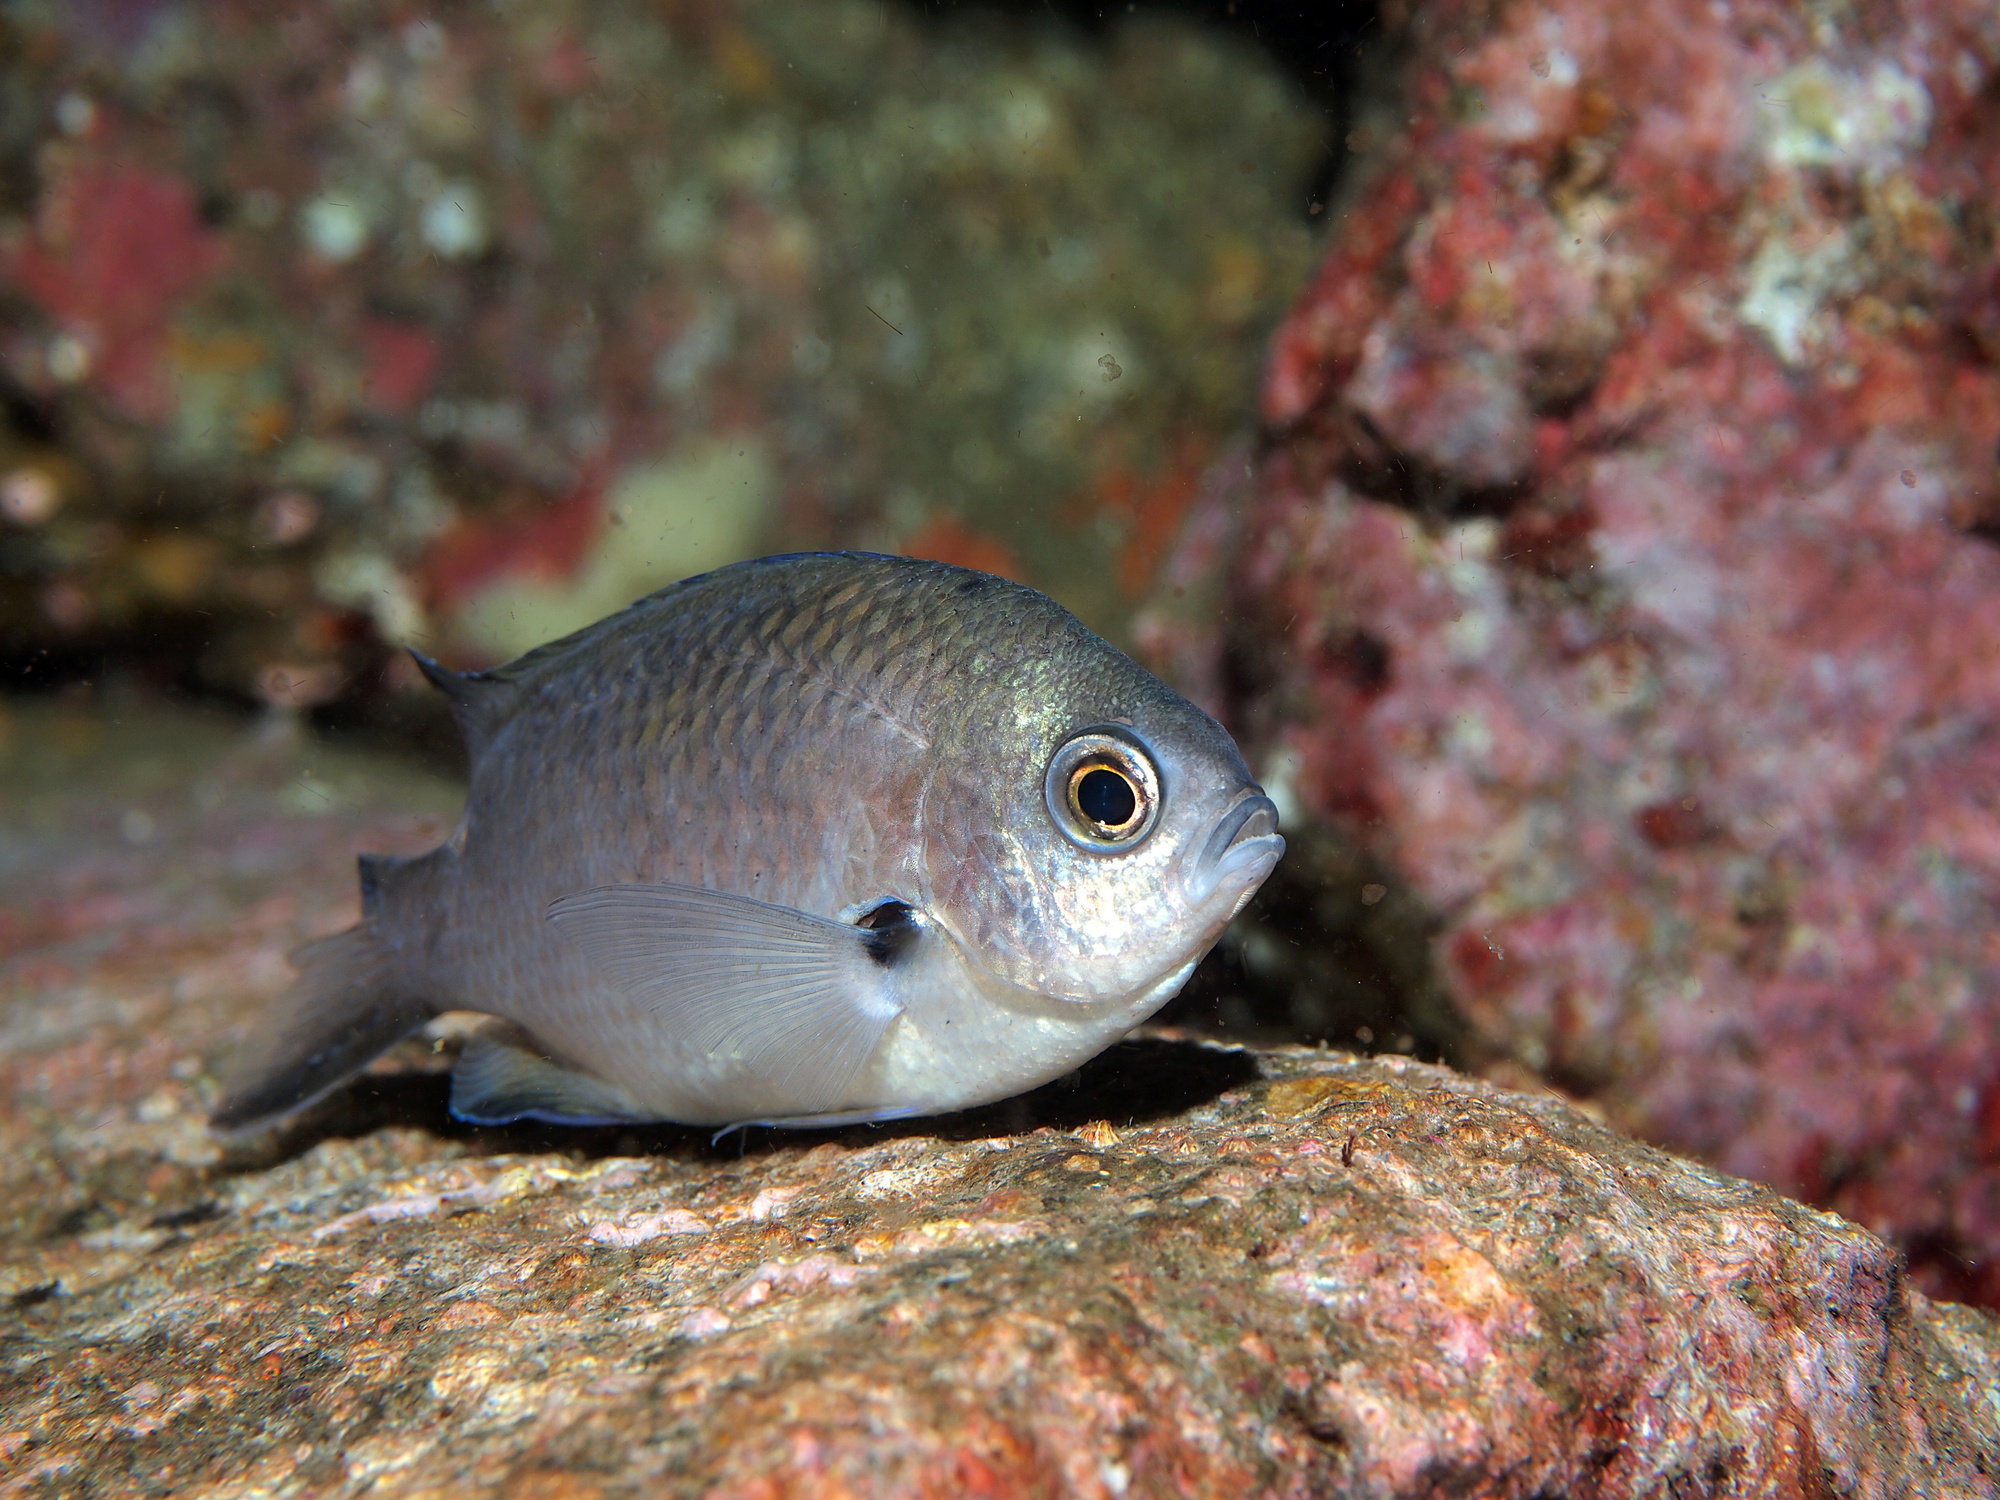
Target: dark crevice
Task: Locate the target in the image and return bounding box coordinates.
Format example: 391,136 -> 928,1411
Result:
1335,626 -> 1392,694
0,608 -> 244,703
1318,408 -> 1614,590
1281,1389 -> 1349,1450
1525,362 -> 1605,422
1329,406 -> 1535,522
1903,1228 -> 1996,1309
147,1200 -> 224,1230
1953,436 -> 2000,549
1158,822 -> 1474,1071
0,381 -> 58,446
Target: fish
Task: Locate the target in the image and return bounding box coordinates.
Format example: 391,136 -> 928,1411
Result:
213,552 -> 1284,1132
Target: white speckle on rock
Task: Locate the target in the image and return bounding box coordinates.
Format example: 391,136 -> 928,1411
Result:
1444,711 -> 1494,766
428,1346 -> 506,1406
1761,59 -> 1932,172
677,1307 -> 732,1339
1737,229 -> 1856,366
747,1185 -> 802,1221
858,1162 -> 962,1201
587,1209 -> 711,1247
300,196 -> 370,262
55,91 -> 96,137
47,333 -> 92,383
314,1193 -> 444,1240
1068,326 -> 1135,404
421,182 -> 488,258
344,57 -> 388,116
655,296 -> 736,396
0,469 -> 60,526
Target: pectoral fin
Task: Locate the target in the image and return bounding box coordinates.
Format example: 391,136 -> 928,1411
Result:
450,1031 -> 652,1126
547,882 -> 910,1116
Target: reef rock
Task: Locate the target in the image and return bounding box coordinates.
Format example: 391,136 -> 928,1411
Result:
1208,0 -> 2000,1308
4,703 -> 2000,1496
0,0 -> 1320,709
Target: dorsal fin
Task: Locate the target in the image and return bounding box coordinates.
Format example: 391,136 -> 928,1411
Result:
410,651 -> 520,761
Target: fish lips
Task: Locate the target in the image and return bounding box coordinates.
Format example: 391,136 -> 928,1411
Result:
1180,791 -> 1285,914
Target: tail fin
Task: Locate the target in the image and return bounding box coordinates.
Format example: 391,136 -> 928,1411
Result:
211,924 -> 433,1131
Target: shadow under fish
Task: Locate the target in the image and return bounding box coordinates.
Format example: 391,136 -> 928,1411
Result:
219,1034 -> 1266,1169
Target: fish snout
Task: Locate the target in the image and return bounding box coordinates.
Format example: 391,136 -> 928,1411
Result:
1182,790 -> 1285,910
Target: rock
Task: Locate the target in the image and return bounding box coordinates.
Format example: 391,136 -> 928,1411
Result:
4,703 -> 1999,1495
1201,0 -> 2000,1307
0,0 -> 1323,713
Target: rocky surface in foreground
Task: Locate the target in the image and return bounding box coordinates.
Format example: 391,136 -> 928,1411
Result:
3,704 -> 1999,1498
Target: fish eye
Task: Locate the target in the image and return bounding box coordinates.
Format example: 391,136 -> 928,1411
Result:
1074,766 -> 1136,828
1045,728 -> 1161,851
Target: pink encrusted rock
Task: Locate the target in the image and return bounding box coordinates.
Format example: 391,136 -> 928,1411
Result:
4,703 -> 2000,1495
1225,0 -> 2000,1306
5,161 -> 229,422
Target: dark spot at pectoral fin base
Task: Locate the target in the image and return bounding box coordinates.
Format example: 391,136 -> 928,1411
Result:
547,882 -> 909,1116
856,899 -> 920,965
449,1032 -> 653,1126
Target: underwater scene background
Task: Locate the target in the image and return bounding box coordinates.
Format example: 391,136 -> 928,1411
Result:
5,0 -> 2000,1492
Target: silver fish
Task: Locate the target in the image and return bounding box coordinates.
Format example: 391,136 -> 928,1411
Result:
214,553 -> 1283,1131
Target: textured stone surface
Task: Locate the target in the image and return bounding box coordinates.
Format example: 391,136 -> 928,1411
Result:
4,702 -> 2000,1497
1182,0 -> 2000,1307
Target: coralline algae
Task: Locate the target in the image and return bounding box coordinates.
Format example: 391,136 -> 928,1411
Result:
1209,0 -> 2000,1306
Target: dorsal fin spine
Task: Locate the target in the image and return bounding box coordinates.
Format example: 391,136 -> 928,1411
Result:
409,649 -> 515,760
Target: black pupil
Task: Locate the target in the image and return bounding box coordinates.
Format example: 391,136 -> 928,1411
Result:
1076,766 -> 1137,829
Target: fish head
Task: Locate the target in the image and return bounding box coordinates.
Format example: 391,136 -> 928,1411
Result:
929,668 -> 1284,1014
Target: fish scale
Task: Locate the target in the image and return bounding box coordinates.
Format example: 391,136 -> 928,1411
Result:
214,553 -> 1283,1131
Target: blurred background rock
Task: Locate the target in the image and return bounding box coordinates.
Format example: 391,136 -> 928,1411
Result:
0,0 -> 1337,727
1181,0 -> 2000,1310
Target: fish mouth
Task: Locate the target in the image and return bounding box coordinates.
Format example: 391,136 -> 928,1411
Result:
1182,791 -> 1285,910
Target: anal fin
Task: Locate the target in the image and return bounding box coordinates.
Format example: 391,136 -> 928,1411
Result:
450,1031 -> 652,1126
712,1102 -> 930,1143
